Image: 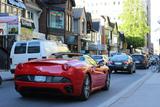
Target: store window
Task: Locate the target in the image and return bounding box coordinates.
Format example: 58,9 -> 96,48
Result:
49,10 -> 64,29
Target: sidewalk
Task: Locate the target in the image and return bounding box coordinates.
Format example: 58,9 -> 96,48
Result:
109,72 -> 160,107
0,70 -> 14,81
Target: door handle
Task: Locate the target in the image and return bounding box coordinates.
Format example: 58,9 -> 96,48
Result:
28,58 -> 37,61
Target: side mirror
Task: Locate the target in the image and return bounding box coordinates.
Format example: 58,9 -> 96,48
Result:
98,60 -> 104,67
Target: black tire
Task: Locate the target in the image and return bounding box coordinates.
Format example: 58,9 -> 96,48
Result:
103,73 -> 110,90
114,70 -> 117,73
133,65 -> 136,73
133,69 -> 136,73
80,74 -> 91,101
128,67 -> 133,74
19,91 -> 31,98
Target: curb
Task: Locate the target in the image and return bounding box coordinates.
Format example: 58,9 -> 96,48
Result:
98,71 -> 154,107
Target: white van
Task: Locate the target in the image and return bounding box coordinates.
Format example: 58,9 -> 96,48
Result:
10,40 -> 70,73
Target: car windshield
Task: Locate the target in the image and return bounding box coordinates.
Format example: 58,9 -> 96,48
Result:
50,53 -> 82,60
49,53 -> 97,66
110,55 -> 128,61
91,55 -> 103,62
132,55 -> 144,61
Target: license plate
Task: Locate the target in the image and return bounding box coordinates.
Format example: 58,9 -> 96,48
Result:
115,62 -> 122,65
34,76 -> 46,82
135,61 -> 140,63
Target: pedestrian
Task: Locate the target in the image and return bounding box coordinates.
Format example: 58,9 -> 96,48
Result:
158,55 -> 160,72
0,75 -> 2,85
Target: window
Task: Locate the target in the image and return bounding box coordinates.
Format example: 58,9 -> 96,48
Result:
113,1 -> 116,5
66,15 -> 71,31
82,19 -> 85,33
66,15 -> 69,31
85,55 -> 97,66
49,10 -> 64,29
14,43 -> 27,54
68,16 -> 71,31
27,11 -> 33,20
21,10 -> 25,17
1,0 -> 7,3
28,42 -> 40,53
0,3 -> 6,13
118,1 -> 120,5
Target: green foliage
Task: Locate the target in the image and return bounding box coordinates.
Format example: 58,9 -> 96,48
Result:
126,36 -> 145,48
119,0 -> 150,48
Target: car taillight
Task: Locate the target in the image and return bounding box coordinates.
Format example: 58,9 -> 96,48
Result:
10,58 -> 12,64
108,61 -> 113,64
62,64 -> 70,71
16,64 -> 23,70
124,61 -> 129,64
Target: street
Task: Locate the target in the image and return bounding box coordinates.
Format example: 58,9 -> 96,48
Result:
0,68 -> 153,107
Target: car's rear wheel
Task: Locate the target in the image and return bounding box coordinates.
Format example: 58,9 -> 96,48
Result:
19,91 -> 31,98
128,67 -> 133,74
80,74 -> 91,101
103,73 -> 110,90
114,70 -> 117,73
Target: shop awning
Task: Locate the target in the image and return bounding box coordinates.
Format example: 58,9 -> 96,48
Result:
8,0 -> 26,9
0,16 -> 18,24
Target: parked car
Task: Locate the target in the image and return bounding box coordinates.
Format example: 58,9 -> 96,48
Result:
14,53 -> 110,100
10,40 -> 70,73
91,55 -> 108,65
131,54 -> 149,69
108,54 -> 136,74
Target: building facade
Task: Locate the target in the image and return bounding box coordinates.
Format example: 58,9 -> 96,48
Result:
72,7 -> 87,52
0,0 -> 26,70
20,0 -> 45,40
38,0 -> 75,44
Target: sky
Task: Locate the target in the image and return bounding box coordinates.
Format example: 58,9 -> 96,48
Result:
151,0 -> 160,54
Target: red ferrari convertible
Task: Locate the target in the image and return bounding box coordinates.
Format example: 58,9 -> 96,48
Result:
14,53 -> 110,100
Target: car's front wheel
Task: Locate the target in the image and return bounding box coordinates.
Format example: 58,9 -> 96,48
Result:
80,74 -> 91,101
103,73 -> 110,90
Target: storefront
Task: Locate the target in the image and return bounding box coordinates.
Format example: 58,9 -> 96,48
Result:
66,35 -> 79,52
20,17 -> 35,40
0,16 -> 18,70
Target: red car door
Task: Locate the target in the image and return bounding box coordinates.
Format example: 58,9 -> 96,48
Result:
95,66 -> 107,87
84,56 -> 106,88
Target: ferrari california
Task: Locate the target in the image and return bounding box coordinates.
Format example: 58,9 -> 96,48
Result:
14,53 -> 110,100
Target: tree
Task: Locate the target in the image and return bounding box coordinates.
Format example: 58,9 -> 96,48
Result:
119,0 -> 150,48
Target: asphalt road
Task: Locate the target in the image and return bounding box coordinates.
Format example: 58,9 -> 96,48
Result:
0,68 -> 153,107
